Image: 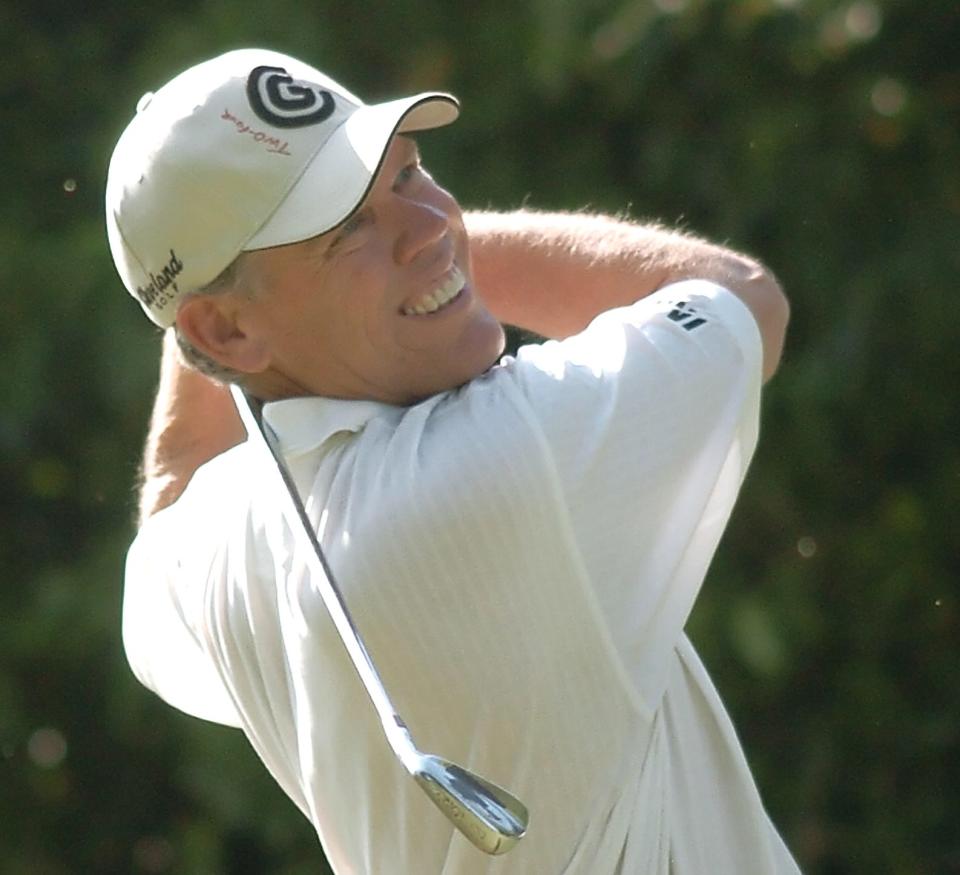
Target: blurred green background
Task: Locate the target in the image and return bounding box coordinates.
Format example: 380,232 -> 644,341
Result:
1,0 -> 957,872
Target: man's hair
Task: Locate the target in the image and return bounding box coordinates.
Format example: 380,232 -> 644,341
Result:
173,255 -> 254,385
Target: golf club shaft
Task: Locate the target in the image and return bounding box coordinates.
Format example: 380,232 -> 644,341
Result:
230,387 -> 416,765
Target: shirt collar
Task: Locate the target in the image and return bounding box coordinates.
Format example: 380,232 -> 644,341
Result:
262,395 -> 399,457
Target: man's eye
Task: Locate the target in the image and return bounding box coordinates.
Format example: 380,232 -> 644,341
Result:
338,211 -> 367,239
395,162 -> 420,187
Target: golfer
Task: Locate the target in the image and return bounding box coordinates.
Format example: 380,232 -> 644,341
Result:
109,49 -> 799,873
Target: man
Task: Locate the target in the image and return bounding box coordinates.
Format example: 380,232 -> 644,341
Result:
108,48 -> 797,873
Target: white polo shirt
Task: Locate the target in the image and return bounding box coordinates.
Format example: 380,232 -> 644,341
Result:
124,281 -> 801,874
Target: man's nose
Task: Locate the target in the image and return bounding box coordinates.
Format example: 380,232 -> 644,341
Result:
392,196 -> 449,265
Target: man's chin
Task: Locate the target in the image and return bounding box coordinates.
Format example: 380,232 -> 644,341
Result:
244,367 -> 314,403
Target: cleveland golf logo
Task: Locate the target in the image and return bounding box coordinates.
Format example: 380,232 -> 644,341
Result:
247,65 -> 336,128
135,249 -> 183,310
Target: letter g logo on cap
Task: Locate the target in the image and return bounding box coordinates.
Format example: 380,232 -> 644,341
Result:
246,65 -> 336,128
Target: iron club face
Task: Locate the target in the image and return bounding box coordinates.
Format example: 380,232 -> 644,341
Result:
413,755 -> 529,855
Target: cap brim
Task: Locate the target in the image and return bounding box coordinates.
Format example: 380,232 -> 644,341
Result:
244,93 -> 459,251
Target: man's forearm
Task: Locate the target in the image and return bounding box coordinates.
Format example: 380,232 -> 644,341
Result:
466,209 -> 775,340
137,331 -> 245,526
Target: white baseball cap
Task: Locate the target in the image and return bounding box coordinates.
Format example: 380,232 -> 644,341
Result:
105,48 -> 459,327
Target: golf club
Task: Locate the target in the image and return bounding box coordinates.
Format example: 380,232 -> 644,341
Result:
230,386 -> 529,855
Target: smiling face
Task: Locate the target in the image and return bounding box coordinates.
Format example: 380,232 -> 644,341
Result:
226,136 -> 505,405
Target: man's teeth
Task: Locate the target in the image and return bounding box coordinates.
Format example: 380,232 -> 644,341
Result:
403,268 -> 465,315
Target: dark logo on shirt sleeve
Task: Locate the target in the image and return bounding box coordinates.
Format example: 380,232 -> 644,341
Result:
246,65 -> 336,128
666,300 -> 708,331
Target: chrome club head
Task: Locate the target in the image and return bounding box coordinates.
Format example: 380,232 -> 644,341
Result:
413,755 -> 529,855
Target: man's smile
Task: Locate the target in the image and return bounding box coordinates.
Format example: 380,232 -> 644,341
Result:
402,266 -> 467,315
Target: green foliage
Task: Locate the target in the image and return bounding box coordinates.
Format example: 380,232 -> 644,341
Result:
1,1 -> 956,872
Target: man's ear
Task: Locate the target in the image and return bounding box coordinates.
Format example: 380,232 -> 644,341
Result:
175,294 -> 270,374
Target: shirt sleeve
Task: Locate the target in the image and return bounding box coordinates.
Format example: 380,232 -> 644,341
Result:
123,465 -> 243,728
507,280 -> 763,707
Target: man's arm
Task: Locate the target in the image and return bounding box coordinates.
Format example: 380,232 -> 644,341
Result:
466,210 -> 788,381
136,331 -> 244,526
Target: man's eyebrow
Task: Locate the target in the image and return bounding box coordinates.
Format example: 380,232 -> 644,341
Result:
303,222 -> 343,258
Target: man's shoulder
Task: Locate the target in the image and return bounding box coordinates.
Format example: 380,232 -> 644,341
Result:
186,440 -> 258,504
326,371 -> 555,538
142,440 -> 259,540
